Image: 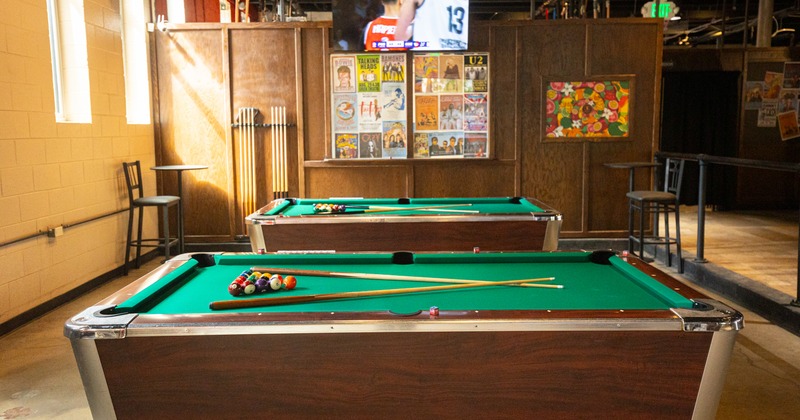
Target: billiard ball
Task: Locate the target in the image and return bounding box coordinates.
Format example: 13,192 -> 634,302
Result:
269,274 -> 283,291
243,281 -> 256,295
255,278 -> 270,293
228,283 -> 243,296
283,275 -> 297,290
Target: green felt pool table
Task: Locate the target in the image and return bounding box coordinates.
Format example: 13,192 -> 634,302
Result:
245,197 -> 562,253
66,251 -> 742,419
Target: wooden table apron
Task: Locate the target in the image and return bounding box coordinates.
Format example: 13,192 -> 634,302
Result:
65,251 -> 742,419
245,197 -> 563,253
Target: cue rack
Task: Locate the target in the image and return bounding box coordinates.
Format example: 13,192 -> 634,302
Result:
233,106 -> 292,224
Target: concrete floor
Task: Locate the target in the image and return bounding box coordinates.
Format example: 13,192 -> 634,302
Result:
2,208 -> 800,418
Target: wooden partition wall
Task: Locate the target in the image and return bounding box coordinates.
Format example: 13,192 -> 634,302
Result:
152,19 -> 662,242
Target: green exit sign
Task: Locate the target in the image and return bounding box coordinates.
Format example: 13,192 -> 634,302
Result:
641,1 -> 679,19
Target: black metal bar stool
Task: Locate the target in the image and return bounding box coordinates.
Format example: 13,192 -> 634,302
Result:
627,158 -> 685,272
122,161 -> 181,274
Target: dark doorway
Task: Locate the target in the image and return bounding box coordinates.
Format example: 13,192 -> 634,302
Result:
659,71 -> 740,209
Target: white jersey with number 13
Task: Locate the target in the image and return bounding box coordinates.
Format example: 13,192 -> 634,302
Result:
412,0 -> 469,50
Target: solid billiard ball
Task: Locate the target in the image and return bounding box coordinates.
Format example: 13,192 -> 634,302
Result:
228,283 -> 243,296
283,275 -> 297,290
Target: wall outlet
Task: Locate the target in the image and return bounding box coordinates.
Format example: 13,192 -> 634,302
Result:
48,226 -> 64,238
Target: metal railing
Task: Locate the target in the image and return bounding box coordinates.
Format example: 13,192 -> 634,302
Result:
655,151 -> 800,306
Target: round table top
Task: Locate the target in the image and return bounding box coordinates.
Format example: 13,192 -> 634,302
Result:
151,165 -> 209,171
603,161 -> 661,169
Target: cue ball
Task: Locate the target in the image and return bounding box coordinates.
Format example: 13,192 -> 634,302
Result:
283,275 -> 297,290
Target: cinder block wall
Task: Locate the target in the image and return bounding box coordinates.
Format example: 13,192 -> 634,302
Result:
0,0 -> 156,325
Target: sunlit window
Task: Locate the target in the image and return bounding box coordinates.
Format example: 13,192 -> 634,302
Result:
120,0 -> 151,124
46,0 -> 92,123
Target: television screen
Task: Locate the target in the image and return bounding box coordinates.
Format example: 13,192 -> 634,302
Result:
333,0 -> 469,52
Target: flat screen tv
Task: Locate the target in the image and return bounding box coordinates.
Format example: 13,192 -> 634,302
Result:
333,0 -> 469,52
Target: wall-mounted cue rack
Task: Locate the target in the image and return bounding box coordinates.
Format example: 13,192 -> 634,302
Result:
233,106 -> 295,223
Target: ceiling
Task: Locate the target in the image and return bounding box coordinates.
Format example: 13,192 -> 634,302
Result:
285,0 -> 800,46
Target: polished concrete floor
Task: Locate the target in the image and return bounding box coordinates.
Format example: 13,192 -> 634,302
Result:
1,207 -> 800,419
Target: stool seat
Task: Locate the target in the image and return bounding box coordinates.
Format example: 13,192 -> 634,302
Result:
626,191 -> 676,202
627,158 -> 685,273
134,196 -> 180,206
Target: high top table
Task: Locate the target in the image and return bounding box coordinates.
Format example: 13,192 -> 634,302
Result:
151,164 -> 208,253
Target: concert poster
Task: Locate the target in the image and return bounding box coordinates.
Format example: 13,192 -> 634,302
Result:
382,121 -> 407,158
439,95 -> 464,131
413,133 -> 430,158
415,95 -> 439,131
381,54 -> 405,83
333,93 -> 358,132
356,55 -> 381,93
357,92 -> 381,132
414,55 -> 439,93
335,133 -> 358,159
464,133 -> 488,158
359,132 -> 383,158
332,56 -> 356,93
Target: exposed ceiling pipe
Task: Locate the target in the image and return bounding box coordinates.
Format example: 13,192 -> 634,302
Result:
757,0 -> 776,46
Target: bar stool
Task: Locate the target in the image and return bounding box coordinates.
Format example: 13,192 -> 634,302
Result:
123,161 -> 181,274
627,158 -> 685,272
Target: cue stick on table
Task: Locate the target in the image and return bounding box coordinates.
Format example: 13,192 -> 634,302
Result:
250,266 -> 557,288
209,277 -> 557,310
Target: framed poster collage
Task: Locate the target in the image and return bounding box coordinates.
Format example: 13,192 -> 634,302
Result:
330,53 -> 490,160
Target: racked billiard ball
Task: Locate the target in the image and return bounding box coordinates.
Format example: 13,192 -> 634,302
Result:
228,283 -> 243,296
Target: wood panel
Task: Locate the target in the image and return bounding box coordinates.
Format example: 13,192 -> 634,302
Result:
154,29 -> 234,242
586,22 -> 661,232
305,166 -> 409,197
519,21 -> 588,234
98,330 -> 711,419
488,25 -> 518,161
229,28 -> 299,229
301,28 -> 329,162
414,162 -> 516,197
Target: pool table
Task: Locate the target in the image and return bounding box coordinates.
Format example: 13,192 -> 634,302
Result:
66,251 -> 742,419
245,197 -> 562,253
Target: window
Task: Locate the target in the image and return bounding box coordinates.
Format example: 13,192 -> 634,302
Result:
46,0 -> 92,123
120,0 -> 151,124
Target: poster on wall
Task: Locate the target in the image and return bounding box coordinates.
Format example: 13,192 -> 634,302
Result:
778,111 -> 800,140
331,53 -> 408,159
544,80 -> 630,139
411,53 -> 490,158
757,102 -> 777,127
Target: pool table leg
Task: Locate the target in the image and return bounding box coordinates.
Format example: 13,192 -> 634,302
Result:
691,330 -> 737,419
71,339 -> 116,419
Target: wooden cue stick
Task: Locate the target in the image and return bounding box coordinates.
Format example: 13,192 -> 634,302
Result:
250,267 -> 557,288
271,107 -> 276,197
281,106 -> 287,197
210,277 -> 555,310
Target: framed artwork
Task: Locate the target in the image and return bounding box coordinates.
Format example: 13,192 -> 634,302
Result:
544,78 -> 632,140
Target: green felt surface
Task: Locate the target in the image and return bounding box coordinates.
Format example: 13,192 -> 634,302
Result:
265,197 -> 546,216
114,252 -> 694,315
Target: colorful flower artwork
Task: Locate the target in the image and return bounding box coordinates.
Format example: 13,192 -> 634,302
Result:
545,80 -> 630,138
